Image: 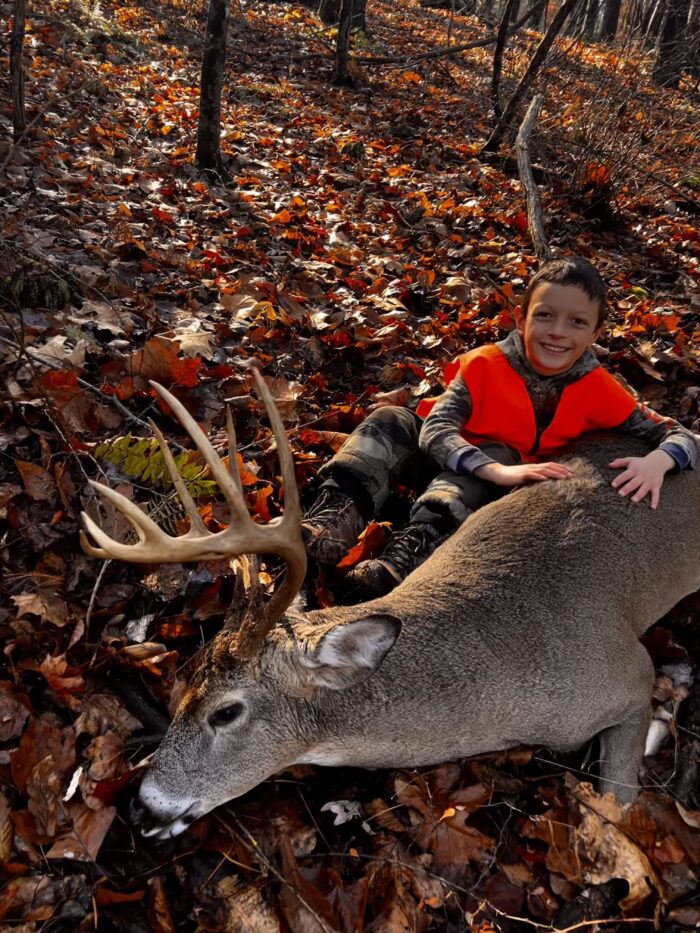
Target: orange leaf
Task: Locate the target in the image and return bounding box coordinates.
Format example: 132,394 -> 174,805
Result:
337,521 -> 389,570
39,655 -> 84,703
170,357 -> 201,388
254,484 -> 274,522
272,208 -> 293,224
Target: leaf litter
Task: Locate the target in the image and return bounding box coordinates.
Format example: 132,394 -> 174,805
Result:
0,0 -> 699,929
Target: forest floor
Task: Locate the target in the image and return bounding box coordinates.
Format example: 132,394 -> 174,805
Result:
1,0 -> 699,930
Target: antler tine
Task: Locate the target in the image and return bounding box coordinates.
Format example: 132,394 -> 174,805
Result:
149,381 -> 252,528
231,370 -> 306,659
149,417 -> 209,536
81,372 -> 307,654
80,481 -> 178,561
225,406 -> 244,497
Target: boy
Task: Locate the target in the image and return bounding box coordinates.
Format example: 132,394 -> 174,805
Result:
302,256 -> 697,601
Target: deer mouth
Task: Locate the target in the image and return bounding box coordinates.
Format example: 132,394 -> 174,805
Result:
130,796 -> 202,839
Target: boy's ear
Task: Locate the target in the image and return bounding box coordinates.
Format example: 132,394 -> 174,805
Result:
514,306 -> 526,334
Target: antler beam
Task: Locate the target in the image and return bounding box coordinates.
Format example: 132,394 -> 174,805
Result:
81,371 -> 306,652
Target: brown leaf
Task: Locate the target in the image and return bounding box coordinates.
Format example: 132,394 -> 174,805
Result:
15,460 -> 57,501
46,802 -> 116,861
279,835 -> 337,933
209,879 -> 280,933
411,809 -> 495,872
0,681 -> 31,741
11,715 -> 76,793
148,875 -> 177,933
572,782 -> 658,910
27,756 -> 61,838
12,590 -> 71,627
86,731 -> 124,782
0,876 -> 56,924
74,693 -> 143,740
0,790 -> 13,863
39,654 -> 84,704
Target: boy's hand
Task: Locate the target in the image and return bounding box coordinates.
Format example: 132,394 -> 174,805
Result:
474,462 -> 573,487
609,450 -> 675,509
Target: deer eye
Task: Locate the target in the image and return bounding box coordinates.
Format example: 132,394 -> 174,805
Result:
208,703 -> 243,729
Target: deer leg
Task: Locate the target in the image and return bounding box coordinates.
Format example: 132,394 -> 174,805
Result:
597,704 -> 651,804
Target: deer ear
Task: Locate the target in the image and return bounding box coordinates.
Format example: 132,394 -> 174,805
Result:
302,614 -> 401,690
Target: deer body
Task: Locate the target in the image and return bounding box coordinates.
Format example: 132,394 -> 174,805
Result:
129,435 -> 699,838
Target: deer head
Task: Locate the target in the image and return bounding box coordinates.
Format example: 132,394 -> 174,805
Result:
81,373 -> 401,837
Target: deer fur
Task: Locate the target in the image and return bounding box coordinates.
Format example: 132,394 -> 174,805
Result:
130,435 -> 699,838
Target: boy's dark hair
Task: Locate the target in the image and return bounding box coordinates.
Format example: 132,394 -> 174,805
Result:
520,256 -> 608,327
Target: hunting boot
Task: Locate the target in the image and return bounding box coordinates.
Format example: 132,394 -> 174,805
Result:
344,521 -> 445,602
302,484 -> 365,569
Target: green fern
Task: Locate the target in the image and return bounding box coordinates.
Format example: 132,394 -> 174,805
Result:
95,435 -> 218,499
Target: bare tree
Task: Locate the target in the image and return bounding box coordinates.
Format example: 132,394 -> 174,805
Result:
319,0 -> 366,27
491,0 -> 519,119
583,0 -> 600,36
334,0 -> 354,85
482,0 -> 580,153
195,0 -> 232,172
653,0 -> 691,86
11,0 -> 26,140
599,0 -> 622,38
318,0 -> 341,23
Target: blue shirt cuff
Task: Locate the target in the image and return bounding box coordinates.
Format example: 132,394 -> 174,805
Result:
659,442 -> 689,471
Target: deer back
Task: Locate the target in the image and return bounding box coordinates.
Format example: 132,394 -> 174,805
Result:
134,434 -> 700,837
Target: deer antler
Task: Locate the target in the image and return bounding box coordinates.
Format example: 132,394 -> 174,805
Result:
80,371 -> 306,657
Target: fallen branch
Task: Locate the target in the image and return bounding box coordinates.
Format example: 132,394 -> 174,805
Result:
285,0 -> 549,68
515,94 -> 551,260
0,333 -> 166,439
482,0 -> 580,153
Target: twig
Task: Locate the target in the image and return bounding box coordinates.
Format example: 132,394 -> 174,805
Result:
0,333 -> 169,438
515,94 -> 551,260
480,902 -> 651,931
644,171 -> 700,213
219,813 -> 340,933
85,558 -> 110,642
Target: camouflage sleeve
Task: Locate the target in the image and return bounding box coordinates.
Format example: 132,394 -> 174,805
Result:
418,373 -> 496,473
618,403 -> 698,470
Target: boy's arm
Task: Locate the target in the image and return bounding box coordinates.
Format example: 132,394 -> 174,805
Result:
418,374 -> 497,473
610,403 -> 698,509
617,403 -> 698,470
419,373 -> 574,487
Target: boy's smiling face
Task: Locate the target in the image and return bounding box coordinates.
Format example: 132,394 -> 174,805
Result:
515,282 -> 601,376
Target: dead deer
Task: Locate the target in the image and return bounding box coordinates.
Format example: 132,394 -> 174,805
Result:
81,374 -> 700,839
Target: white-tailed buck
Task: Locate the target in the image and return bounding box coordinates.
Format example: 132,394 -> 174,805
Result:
82,374 -> 700,839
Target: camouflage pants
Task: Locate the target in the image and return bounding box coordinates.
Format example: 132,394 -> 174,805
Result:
319,405 -> 520,529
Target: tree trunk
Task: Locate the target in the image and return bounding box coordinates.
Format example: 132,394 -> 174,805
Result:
319,0 -> 342,24
644,0 -> 665,41
492,0 -> 518,120
653,0 -> 691,86
333,0 -> 354,85
353,0 -> 367,30
599,0 -> 621,37
195,0 -> 232,172
583,0 -> 600,36
11,0 -> 26,140
482,0 -> 580,153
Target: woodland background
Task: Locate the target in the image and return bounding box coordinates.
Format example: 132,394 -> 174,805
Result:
1,0 -> 700,929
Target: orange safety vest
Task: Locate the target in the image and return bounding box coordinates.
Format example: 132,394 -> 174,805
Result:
416,344 -> 637,461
